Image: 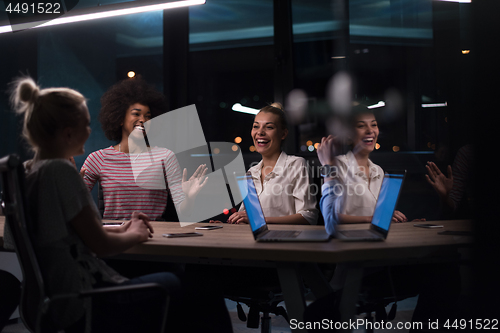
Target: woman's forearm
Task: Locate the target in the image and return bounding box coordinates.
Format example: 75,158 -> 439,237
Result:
338,214 -> 372,224
71,207 -> 142,257
177,198 -> 193,218
265,214 -> 309,225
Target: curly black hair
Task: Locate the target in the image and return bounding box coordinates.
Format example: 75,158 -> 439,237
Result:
99,76 -> 167,142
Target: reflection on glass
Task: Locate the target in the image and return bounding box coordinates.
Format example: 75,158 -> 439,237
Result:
189,0 -> 273,50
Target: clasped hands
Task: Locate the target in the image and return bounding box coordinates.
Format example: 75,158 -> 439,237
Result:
107,211 -> 154,241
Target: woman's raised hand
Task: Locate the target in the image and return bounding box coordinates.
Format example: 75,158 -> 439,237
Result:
425,162 -> 453,199
317,135 -> 338,166
182,164 -> 209,198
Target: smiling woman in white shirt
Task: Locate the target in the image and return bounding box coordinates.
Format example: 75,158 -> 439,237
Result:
227,103 -> 318,225
317,104 -> 411,234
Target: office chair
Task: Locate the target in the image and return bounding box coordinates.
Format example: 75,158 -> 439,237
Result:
0,154 -> 169,333
223,165 -> 331,333
355,266 -> 420,333
223,270 -> 289,333
225,261 -> 336,333
97,181 -> 105,218
0,269 -> 21,331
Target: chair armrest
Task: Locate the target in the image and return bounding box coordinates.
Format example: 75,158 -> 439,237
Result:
78,282 -> 167,297
38,282 -> 169,333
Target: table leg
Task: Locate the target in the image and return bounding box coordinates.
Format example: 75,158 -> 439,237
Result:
276,262 -> 306,333
336,264 -> 363,333
300,263 -> 334,299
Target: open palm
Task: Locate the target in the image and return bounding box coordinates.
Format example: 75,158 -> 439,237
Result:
426,162 -> 453,198
182,164 -> 209,199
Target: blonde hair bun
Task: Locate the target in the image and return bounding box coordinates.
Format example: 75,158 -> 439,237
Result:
270,102 -> 285,111
10,76 -> 86,153
11,77 -> 40,114
19,79 -> 39,102
257,102 -> 288,131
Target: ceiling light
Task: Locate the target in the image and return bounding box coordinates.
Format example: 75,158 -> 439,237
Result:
435,0 -> 471,3
422,102 -> 447,108
232,103 -> 259,115
367,101 -> 385,109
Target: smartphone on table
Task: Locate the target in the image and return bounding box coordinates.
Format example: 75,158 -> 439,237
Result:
162,232 -> 203,238
413,223 -> 444,228
195,225 -> 223,230
103,222 -> 124,227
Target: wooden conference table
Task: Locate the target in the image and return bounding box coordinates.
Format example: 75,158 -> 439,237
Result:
0,217 -> 473,332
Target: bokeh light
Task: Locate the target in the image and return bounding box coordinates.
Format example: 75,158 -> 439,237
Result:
285,89 -> 308,125
327,71 -> 352,116
382,88 -> 403,122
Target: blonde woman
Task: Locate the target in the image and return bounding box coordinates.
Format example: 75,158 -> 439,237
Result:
317,105 -> 413,235
227,103 -> 318,225
9,77 -> 180,332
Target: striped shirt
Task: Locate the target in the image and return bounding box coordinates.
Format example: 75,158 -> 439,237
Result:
82,146 -> 185,220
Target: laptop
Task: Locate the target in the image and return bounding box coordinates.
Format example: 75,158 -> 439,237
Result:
335,171 -> 406,241
235,173 -> 331,242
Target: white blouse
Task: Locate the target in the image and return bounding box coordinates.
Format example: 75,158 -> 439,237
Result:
240,151 -> 318,225
323,151 -> 384,217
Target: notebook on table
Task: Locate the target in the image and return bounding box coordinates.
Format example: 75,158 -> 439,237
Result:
335,171 -> 406,241
235,173 -> 330,242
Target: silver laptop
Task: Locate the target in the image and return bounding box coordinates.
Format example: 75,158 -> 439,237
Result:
235,173 -> 330,242
336,171 -> 406,241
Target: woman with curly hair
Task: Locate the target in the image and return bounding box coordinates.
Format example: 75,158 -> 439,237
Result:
82,77 -> 206,220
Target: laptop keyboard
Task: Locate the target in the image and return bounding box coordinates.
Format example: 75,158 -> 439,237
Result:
338,230 -> 380,238
264,230 -> 302,239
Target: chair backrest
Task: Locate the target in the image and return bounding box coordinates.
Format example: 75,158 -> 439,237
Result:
0,154 -> 45,332
97,181 -> 104,218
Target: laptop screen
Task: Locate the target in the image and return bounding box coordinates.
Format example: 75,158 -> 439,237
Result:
236,174 -> 267,235
371,173 -> 405,233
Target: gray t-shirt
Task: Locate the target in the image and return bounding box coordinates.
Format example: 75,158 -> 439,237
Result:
7,159 -> 127,328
